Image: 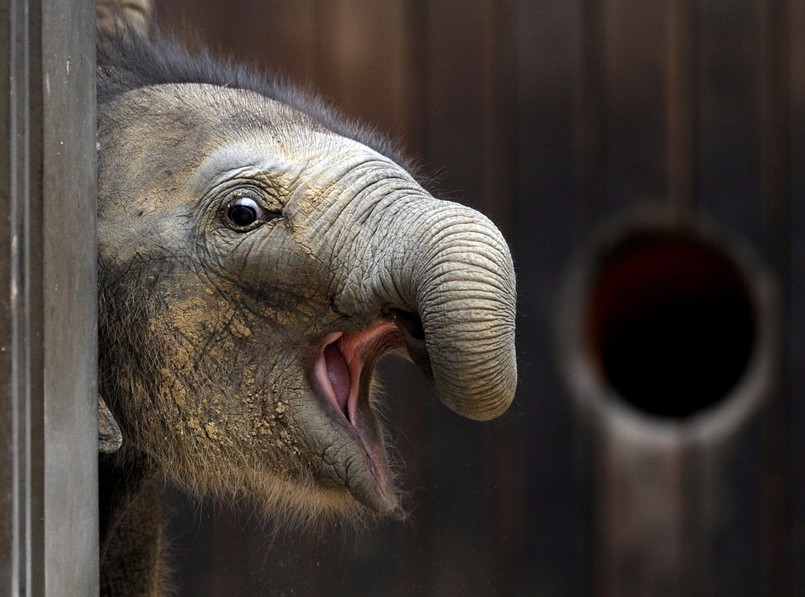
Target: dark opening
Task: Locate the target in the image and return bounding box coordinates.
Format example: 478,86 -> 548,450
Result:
586,231 -> 756,418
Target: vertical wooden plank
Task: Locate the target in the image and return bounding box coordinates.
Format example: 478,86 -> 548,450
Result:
0,0 -> 46,592
576,0 -> 608,232
668,3 -> 768,595
697,0 -> 764,245
693,4 -> 768,596
0,4 -> 12,569
573,5 -> 609,591
421,0 -> 512,213
475,0 -> 516,229
163,0 -> 319,84
603,0 -> 669,211
313,0 -> 409,137
573,5 -> 609,590
694,424 -> 765,596
515,0 -> 588,594
42,0 -> 99,594
598,429 -> 689,597
789,4 -> 805,594
667,0 -> 698,219
760,0 -> 792,594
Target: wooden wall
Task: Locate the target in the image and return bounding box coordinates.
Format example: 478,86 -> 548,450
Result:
155,1 -> 804,595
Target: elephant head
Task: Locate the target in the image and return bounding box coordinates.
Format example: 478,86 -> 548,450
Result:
97,30 -> 517,521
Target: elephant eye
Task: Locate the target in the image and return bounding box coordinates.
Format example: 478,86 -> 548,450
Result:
223,192 -> 277,231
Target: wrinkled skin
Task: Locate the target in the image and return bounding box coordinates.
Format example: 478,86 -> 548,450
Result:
97,4 -> 517,596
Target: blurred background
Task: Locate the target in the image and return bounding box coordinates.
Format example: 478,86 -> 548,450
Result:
152,1 -> 805,595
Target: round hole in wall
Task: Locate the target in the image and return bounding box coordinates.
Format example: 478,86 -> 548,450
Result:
585,230 -> 756,418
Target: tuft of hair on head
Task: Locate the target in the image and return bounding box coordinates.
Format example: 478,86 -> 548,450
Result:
96,19 -> 420,178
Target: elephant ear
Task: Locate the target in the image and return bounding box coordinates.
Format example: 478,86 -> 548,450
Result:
97,0 -> 153,37
99,395 -> 123,454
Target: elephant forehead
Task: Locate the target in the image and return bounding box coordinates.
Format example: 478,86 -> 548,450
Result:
189,133 -> 403,198
102,84 -> 315,164
113,82 -> 309,125
105,83 -> 406,193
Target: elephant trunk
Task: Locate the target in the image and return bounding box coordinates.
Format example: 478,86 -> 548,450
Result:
402,203 -> 517,420
326,190 -> 518,421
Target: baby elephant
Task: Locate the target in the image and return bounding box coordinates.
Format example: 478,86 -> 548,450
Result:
96,2 -> 517,595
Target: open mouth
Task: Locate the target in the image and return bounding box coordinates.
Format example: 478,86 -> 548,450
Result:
311,311 -> 426,513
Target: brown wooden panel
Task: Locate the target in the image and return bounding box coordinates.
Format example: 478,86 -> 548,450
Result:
150,1 -> 803,595
697,0 -> 764,244
667,0 -> 698,218
417,0 -> 518,225
313,0 -> 410,137
603,0 -> 669,212
161,0 -> 318,84
514,0 -> 590,595
760,0 -> 795,594
577,0 -> 609,231
790,3 -> 805,594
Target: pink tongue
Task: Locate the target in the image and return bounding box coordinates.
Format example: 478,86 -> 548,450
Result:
324,344 -> 351,417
